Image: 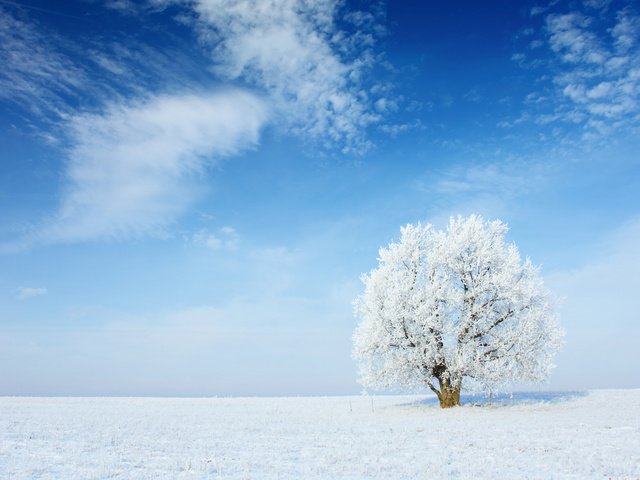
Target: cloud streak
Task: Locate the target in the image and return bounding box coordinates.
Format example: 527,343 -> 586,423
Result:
0,4 -> 213,128
15,287 -> 48,300
0,6 -> 86,119
34,90 -> 267,244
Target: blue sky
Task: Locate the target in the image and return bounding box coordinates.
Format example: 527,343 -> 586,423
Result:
1,0 -> 638,395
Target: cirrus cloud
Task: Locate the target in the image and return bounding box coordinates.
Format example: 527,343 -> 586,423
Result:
16,287 -> 48,300
33,89 -> 267,244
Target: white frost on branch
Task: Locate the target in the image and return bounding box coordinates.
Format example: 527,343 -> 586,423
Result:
353,215 -> 563,397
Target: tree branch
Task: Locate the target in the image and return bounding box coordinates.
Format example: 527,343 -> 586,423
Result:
471,308 -> 514,340
426,379 -> 441,399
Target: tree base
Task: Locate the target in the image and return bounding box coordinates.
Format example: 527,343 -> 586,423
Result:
438,386 -> 461,408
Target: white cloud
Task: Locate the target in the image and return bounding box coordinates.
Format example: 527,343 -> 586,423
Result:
103,0 -> 140,15
16,287 -> 47,300
378,119 -> 423,137
539,6 -> 640,138
530,39 -> 544,49
34,89 -> 267,244
422,159 -> 550,198
546,13 -> 605,64
531,6 -> 548,17
408,156 -> 562,231
193,226 -> 241,251
181,0 -> 383,153
612,9 -> 640,50
582,0 -> 612,10
2,0 -> 389,248
0,6 -> 86,118
510,4 -> 640,144
0,5 -> 216,126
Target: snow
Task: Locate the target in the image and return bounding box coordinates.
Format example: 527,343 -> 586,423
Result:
1,390 -> 639,479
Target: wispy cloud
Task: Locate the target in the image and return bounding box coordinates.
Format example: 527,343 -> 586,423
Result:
515,3 -> 640,143
175,0 -> 385,153
546,13 -> 606,64
546,6 -> 640,139
2,0 -> 390,249
418,159 -> 551,198
0,6 -> 86,119
102,0 -> 142,15
378,119 -> 423,137
30,90 -> 267,244
410,157 -> 558,228
0,4 -> 212,129
0,5 -> 270,248
192,226 -> 241,251
16,287 -> 47,300
582,0 -> 612,11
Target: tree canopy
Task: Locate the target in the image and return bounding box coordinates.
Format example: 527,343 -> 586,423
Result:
353,215 -> 563,407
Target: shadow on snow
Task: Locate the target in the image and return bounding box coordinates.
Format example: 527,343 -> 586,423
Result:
401,391 -> 589,408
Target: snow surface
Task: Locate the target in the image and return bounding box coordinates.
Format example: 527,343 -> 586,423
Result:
1,390 -> 638,479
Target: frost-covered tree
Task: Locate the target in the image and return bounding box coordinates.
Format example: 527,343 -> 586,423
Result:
353,215 -> 563,408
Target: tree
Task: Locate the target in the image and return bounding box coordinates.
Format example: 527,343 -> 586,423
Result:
352,215 -> 563,408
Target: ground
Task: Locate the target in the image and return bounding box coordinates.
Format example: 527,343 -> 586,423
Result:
1,390 -> 638,479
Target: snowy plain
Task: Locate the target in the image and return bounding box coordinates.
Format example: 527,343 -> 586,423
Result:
1,389 -> 638,479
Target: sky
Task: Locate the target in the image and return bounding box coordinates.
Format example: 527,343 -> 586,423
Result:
0,0 -> 638,396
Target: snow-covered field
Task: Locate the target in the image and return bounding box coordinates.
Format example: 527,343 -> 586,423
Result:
1,390 -> 638,479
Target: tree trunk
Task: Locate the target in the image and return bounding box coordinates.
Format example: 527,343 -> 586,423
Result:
437,379 -> 461,408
